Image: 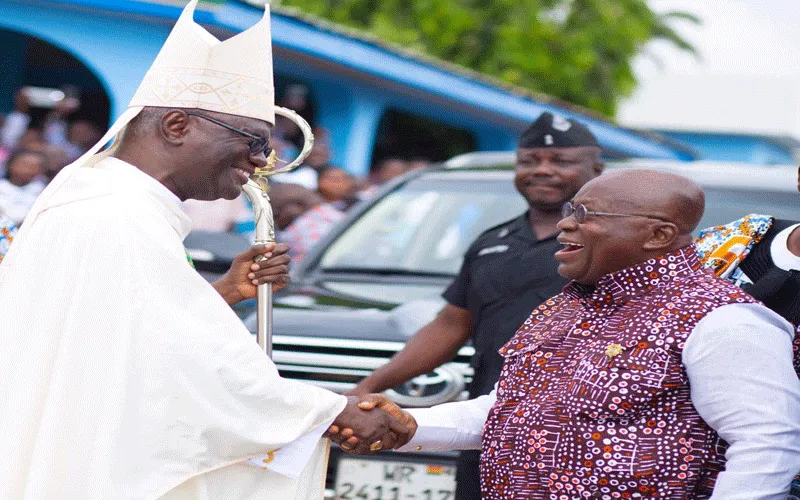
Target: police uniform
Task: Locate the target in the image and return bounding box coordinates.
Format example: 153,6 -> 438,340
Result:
442,212 -> 567,499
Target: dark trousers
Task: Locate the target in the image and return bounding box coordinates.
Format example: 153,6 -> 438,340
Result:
455,450 -> 482,500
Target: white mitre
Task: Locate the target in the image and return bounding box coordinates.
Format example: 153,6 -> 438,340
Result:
129,0 -> 275,124
20,0 -> 275,229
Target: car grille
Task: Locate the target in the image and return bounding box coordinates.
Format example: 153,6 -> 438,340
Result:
272,335 -> 475,407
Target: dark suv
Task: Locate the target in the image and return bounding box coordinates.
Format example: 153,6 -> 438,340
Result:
187,153 -> 798,499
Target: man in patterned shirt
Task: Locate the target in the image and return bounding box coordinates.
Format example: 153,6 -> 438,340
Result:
345,168 -> 800,499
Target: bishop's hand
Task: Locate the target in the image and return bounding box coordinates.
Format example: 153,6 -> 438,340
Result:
326,396 -> 411,454
213,242 -> 291,306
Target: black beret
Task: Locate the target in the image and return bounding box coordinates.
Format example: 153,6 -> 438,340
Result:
519,112 -> 600,149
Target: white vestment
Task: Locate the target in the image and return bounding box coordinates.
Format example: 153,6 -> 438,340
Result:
0,157 -> 347,500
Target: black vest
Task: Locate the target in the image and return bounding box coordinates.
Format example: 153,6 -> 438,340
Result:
740,219 -> 800,325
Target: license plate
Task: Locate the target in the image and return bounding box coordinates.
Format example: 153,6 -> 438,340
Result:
335,457 -> 456,500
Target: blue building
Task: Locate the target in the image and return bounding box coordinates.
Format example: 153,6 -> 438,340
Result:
0,0 -> 694,176
654,130 -> 798,166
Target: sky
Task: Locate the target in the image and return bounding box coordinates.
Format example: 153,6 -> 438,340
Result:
617,0 -> 800,138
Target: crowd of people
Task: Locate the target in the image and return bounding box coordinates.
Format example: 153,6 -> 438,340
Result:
0,84 -> 431,266
0,88 -> 102,226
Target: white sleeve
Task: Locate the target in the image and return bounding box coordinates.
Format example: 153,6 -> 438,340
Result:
246,416 -> 337,478
397,391 -> 496,453
683,303 -> 800,500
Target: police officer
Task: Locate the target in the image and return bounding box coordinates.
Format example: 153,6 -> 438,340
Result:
350,112 -> 604,499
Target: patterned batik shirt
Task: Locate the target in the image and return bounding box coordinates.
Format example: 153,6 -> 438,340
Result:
0,213 -> 17,262
480,246 -> 757,499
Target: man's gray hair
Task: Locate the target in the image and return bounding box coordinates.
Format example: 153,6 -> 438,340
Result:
123,107 -> 168,140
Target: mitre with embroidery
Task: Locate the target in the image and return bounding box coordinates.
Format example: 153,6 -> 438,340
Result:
130,0 -> 275,124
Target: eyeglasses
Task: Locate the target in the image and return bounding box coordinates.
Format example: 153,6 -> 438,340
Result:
561,202 -> 668,223
185,112 -> 271,156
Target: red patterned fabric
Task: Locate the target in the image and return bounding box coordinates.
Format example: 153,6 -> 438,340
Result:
480,246 -> 757,499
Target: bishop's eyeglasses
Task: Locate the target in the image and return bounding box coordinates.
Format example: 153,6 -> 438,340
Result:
186,112 -> 271,157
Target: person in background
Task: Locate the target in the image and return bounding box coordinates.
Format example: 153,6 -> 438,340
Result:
1,90 -> 36,151
3,88 -> 80,152
356,157 -> 408,200
0,148 -> 46,225
41,144 -> 71,183
275,84 -> 311,149
271,182 -> 344,265
695,162 -> 799,335
407,157 -> 431,172
276,127 -> 332,190
317,165 -> 357,211
283,84 -> 310,115
373,157 -> 407,185
65,119 -> 103,160
16,128 -> 43,151
695,163 -> 800,498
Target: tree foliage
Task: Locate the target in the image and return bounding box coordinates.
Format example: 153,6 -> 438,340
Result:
277,0 -> 698,116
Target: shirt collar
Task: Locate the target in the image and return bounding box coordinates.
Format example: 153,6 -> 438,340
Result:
508,211 -> 558,243
563,245 -> 703,308
771,223 -> 800,272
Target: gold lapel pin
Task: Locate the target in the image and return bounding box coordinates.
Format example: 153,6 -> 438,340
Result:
605,343 -> 624,360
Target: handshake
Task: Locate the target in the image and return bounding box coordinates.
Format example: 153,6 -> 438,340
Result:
325,394 -> 417,454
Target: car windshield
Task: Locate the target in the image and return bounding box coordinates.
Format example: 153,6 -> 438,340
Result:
319,174 -> 526,275
317,165 -> 797,277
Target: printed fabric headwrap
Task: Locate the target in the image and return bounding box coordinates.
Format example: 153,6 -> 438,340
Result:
695,213 -> 773,282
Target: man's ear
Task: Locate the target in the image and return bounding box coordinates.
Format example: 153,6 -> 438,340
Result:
593,160 -> 605,176
642,222 -> 680,252
160,109 -> 190,146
